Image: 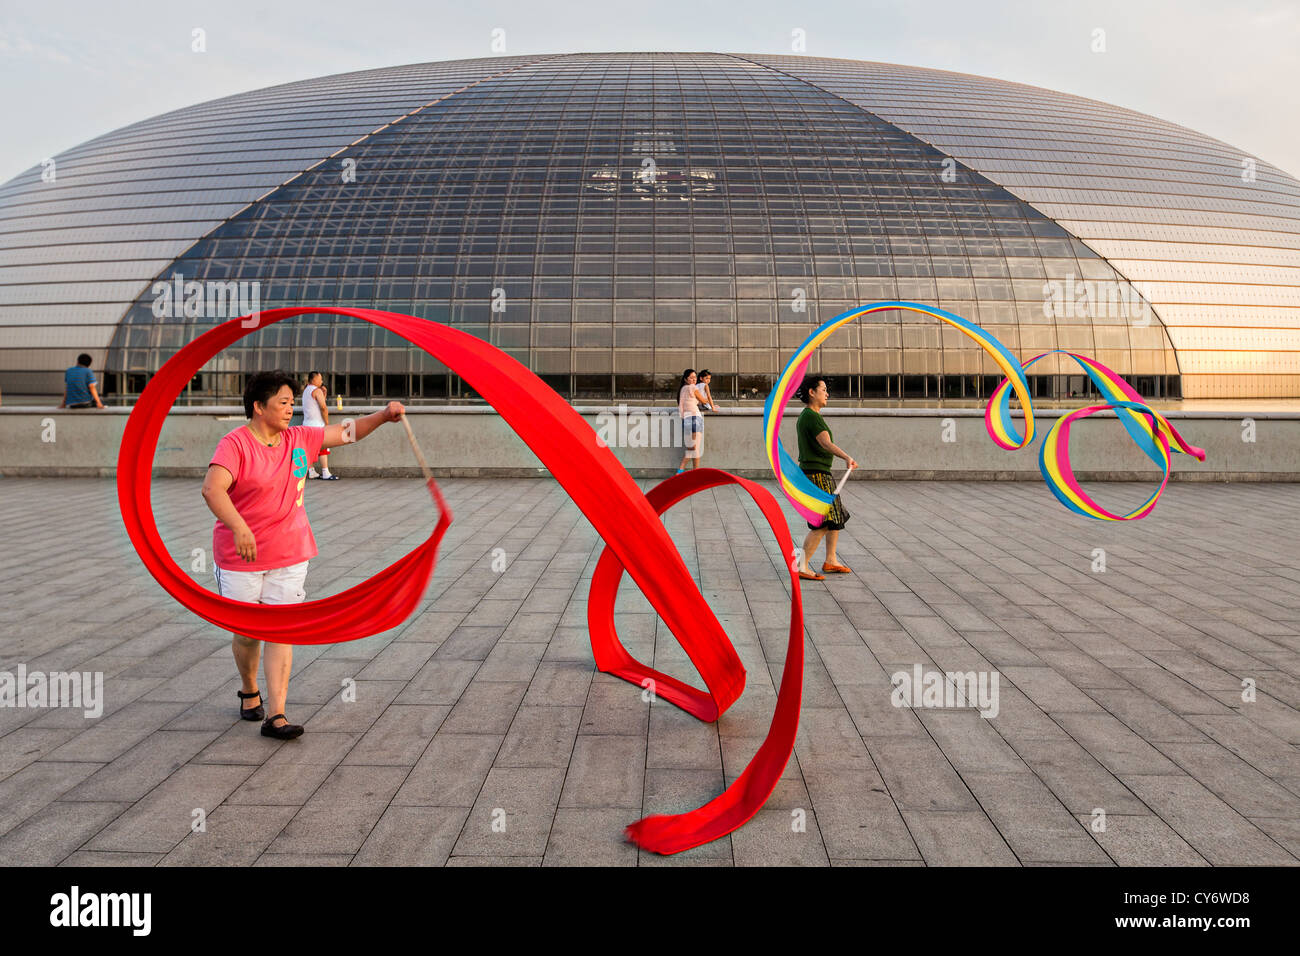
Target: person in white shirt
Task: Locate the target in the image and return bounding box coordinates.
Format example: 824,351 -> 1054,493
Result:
696,369 -> 718,411
302,371 -> 337,479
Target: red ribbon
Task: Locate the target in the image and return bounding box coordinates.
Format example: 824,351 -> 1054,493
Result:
117,307 -> 804,854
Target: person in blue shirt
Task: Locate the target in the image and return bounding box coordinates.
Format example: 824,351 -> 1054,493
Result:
61,353 -> 103,409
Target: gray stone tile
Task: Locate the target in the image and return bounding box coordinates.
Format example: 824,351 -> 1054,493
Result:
352,806 -> 470,866
0,728 -> 82,778
803,768 -> 920,861
497,706 -> 582,769
160,805 -> 299,865
440,680 -> 528,734
646,703 -> 721,769
543,808 -> 640,866
476,641 -> 546,683
791,708 -> 877,770
0,800 -> 128,865
60,850 -> 167,866
342,705 -> 450,766
1008,735 -> 1148,815
1151,741 -> 1300,819
866,737 -> 977,811
1071,812 -> 1208,866
900,809 -> 1020,865
1055,713 -> 1184,776
45,701 -> 192,763
559,735 -> 645,808
729,807 -> 831,866
254,852 -> 353,866
394,733 -> 501,807
1119,775 -> 1296,865
60,731 -> 218,803
445,855 -> 541,866
394,658 -> 479,705
87,763 -> 255,853
579,680 -> 651,736
523,661 -> 595,707
453,767 -> 565,856
303,680 -> 405,733
354,643 -> 436,681
267,766 -> 409,855
1000,666 -> 1106,714
1246,815 -> 1300,857
434,626 -> 505,660
916,710 -> 1028,775
1082,687 -> 1210,743
960,771 -> 1110,864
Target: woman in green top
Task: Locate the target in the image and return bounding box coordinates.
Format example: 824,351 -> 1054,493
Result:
794,376 -> 857,581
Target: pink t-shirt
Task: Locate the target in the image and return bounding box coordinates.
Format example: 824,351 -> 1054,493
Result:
209,424 -> 325,571
679,384 -> 701,418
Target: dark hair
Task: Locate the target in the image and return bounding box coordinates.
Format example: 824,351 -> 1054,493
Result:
679,368 -> 697,387
795,375 -> 826,405
243,370 -> 300,418
307,370 -> 322,383
697,369 -> 711,380
76,353 -> 92,367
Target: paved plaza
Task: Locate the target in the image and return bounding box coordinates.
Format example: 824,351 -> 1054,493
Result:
0,474 -> 1298,866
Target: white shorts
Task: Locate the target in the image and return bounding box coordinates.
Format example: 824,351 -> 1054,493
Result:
213,560 -> 309,605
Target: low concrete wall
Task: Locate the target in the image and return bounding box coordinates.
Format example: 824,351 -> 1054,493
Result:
1,405 -> 1297,480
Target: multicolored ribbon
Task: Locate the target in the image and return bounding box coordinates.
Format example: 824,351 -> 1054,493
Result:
117,307 -> 803,855
765,301 -> 1206,523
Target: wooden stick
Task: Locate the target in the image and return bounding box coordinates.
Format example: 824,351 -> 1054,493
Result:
400,414 -> 434,482
833,461 -> 856,497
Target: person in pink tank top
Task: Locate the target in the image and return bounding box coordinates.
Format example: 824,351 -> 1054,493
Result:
200,369 -> 405,740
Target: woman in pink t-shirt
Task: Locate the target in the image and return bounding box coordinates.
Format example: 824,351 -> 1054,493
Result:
201,370 -> 405,740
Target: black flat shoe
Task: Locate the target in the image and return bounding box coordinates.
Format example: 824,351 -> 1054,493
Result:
237,688 -> 265,721
261,714 -> 304,740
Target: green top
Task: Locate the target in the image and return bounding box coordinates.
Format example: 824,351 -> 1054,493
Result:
796,407 -> 835,473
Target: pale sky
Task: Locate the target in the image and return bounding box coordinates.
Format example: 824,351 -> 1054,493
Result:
2,0 -> 1299,184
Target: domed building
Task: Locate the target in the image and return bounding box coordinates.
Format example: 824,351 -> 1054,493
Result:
2,52 -> 1297,403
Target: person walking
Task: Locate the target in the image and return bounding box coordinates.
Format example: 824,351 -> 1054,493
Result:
794,375 -> 857,581
60,353 -> 104,409
302,371 -> 337,479
676,368 -> 708,473
200,369 -> 404,740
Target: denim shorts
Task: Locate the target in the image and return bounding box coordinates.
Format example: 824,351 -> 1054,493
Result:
682,414 -> 703,434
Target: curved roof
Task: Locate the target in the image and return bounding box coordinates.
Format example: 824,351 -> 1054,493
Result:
1,52 -> 1296,398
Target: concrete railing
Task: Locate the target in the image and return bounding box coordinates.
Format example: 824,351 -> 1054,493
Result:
1,405 -> 1297,480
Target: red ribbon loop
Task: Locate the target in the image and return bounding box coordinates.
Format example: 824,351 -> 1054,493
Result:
117,308 -> 804,854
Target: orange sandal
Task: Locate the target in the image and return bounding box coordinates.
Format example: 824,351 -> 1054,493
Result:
798,570 -> 825,581
822,563 -> 852,574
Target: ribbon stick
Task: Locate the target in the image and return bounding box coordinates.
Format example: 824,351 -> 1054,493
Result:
832,461 -> 856,497
400,414 -> 434,483
116,307 -> 803,855
764,301 -> 1205,523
